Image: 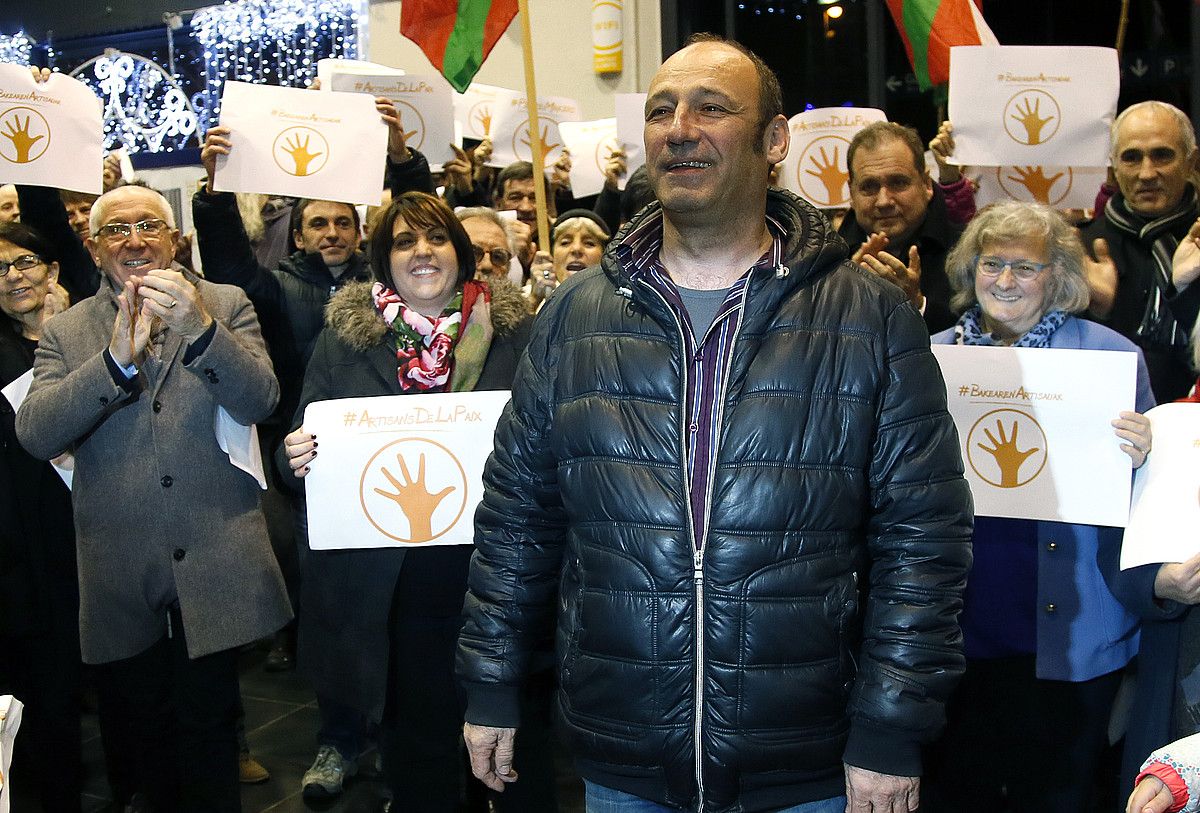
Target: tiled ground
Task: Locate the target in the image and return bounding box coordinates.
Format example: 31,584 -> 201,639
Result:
75,646 -> 585,813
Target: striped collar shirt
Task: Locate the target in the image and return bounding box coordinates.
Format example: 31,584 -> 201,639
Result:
617,211 -> 786,551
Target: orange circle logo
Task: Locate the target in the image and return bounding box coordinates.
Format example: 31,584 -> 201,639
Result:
272,126 -> 330,177
994,166 -> 1074,207
358,437 -> 468,543
1003,90 -> 1061,146
513,115 -> 563,163
393,99 -> 426,151
795,134 -> 851,207
967,408 -> 1048,489
0,106 -> 51,164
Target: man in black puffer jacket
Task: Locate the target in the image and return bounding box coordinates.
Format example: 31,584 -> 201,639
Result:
458,35 -> 973,813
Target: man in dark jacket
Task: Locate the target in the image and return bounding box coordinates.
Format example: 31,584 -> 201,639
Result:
837,121 -> 965,334
1080,100 -> 1200,403
457,35 -> 973,813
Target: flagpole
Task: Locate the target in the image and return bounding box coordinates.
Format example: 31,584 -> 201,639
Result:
516,0 -> 551,255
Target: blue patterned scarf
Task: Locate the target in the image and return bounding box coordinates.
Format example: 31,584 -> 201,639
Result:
953,305 -> 1068,348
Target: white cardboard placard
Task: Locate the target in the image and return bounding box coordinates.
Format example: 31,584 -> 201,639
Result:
559,118 -> 620,199
970,165 -> 1108,211
614,92 -> 647,184
932,344 -> 1136,526
302,391 -> 510,549
948,46 -> 1119,167
327,69 -> 458,170
214,81 -> 387,206
777,107 -> 887,208
487,92 -> 582,168
0,64 -> 103,194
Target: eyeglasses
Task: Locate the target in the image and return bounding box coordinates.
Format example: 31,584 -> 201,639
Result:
472,245 -> 513,267
976,255 -> 1050,281
93,218 -> 170,243
0,254 -> 44,276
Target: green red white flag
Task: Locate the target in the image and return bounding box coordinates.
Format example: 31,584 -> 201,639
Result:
885,0 -> 998,90
401,0 -> 518,93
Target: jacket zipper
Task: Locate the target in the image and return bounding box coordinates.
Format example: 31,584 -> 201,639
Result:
639,276 -> 752,810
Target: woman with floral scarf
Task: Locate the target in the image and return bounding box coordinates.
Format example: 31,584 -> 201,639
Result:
280,192 -> 556,812
923,201 -> 1155,813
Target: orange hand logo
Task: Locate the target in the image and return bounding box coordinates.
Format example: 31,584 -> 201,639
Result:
282,133 -> 322,176
1007,93 -> 1057,146
521,124 -> 560,158
976,419 -> 1040,488
805,146 -> 849,205
0,107 -> 51,165
473,106 -> 493,136
373,452 -> 456,543
1006,166 -> 1064,204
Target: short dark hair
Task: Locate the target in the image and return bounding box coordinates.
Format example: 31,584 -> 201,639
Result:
289,198 -> 361,237
59,189 -> 98,208
367,191 -> 475,288
846,121 -> 927,183
0,221 -> 59,264
682,33 -> 783,138
494,161 -> 544,201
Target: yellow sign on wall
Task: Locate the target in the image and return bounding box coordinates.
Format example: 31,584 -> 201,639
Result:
592,0 -> 623,75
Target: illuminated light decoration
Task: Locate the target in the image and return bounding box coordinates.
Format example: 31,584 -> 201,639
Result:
70,51 -> 200,153
0,31 -> 35,65
191,0 -> 360,132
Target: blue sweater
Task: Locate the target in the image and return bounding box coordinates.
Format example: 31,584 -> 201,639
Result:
932,315 -> 1155,680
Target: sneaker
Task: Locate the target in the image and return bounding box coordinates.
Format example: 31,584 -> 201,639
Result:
239,751 -> 271,784
302,745 -> 357,799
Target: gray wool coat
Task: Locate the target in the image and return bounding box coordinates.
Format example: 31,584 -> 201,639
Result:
16,278 -> 292,664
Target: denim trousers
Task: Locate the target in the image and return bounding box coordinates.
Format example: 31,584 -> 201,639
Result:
584,781 -> 846,812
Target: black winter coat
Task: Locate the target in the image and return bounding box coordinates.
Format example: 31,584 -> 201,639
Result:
458,189 -> 974,812
280,279 -> 531,721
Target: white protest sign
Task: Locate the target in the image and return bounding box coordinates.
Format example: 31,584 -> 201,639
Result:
614,92 -> 647,184
0,695 -> 23,813
778,108 -> 886,208
214,81 -> 387,206
1120,403 -> 1200,569
302,391 -> 510,549
559,118 -> 620,198
932,345 -> 1136,526
455,82 -> 512,141
326,68 -> 458,170
948,46 -> 1118,167
317,57 -> 404,88
0,64 -> 103,194
970,165 -> 1107,211
487,92 -> 582,167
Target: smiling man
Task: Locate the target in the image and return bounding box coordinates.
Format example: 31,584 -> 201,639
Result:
1080,101 -> 1200,402
14,184 -> 290,811
458,34 -> 972,813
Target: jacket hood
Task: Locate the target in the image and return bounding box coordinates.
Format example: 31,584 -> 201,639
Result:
602,187 -> 849,291
324,279 -> 529,352
278,249 -> 371,287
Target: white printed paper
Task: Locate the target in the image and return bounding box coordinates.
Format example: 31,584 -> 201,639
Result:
214,407 -> 266,490
487,92 -> 582,168
559,118 -> 620,198
0,695 -> 24,813
614,92 -> 647,184
214,81 -> 387,206
932,345 -> 1136,526
778,107 -> 887,208
1120,403 -> 1200,569
948,46 -> 1119,167
302,391 -> 510,549
2,369 -> 72,488
317,57 -> 404,88
325,65 -> 458,170
454,82 -> 513,141
970,165 -> 1107,211
0,64 -> 103,194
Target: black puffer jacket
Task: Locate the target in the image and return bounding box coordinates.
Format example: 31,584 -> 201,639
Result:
458,189 -> 973,813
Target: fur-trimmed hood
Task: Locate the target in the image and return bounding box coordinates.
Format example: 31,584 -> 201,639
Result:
323,279 -> 529,352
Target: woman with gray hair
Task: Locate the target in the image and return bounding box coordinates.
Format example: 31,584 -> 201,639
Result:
924,200 -> 1156,813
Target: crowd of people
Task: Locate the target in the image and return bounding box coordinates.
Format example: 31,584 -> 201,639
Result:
0,33 -> 1199,813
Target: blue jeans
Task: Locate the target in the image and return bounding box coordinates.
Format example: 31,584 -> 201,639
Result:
584,781 -> 846,812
